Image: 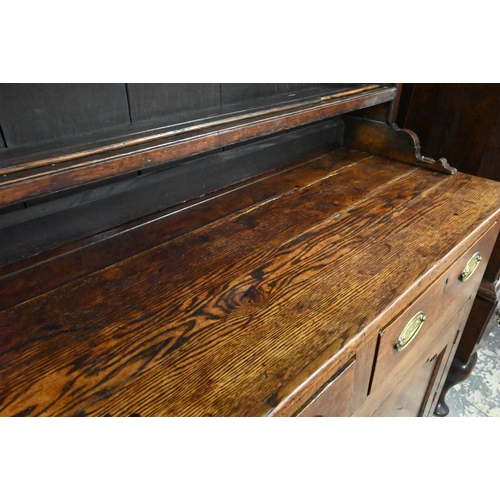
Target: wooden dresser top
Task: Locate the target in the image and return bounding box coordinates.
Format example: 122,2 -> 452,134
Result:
2,147 -> 500,416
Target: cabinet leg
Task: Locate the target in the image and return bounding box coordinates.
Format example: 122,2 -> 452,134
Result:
434,352 -> 478,417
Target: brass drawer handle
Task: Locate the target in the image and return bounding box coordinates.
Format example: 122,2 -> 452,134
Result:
460,252 -> 482,282
395,311 -> 427,351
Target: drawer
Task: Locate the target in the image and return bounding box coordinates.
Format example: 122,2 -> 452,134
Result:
370,222 -> 498,394
371,304 -> 469,417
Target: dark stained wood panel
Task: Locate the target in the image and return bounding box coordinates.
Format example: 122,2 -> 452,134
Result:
127,84 -> 221,123
397,84 -> 459,159
453,294 -> 494,364
289,83 -> 350,93
2,151 -> 500,417
395,83 -> 414,124
477,104 -> 500,182
221,84 -> 293,105
438,84 -> 500,173
0,84 -> 131,148
397,83 -> 500,175
220,84 -> 349,106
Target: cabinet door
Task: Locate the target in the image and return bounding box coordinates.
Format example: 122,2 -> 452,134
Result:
371,304 -> 470,417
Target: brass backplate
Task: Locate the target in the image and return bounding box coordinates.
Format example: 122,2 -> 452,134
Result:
395,311 -> 427,351
460,252 -> 482,282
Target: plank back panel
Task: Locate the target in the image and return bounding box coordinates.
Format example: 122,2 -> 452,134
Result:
0,84 -> 131,148
127,84 -> 221,123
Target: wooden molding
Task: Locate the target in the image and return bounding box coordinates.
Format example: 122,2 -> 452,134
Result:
477,279 -> 500,302
343,115 -> 457,175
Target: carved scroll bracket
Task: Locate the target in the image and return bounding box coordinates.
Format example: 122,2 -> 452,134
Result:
343,116 -> 457,175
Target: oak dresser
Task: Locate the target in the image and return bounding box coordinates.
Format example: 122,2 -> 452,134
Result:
1,83 -> 499,416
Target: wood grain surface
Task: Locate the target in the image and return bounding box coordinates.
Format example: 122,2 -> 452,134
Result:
2,151 -> 500,417
0,147 -> 367,310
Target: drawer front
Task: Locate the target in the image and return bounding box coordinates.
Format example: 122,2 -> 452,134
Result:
370,223 -> 498,394
372,305 -> 468,417
298,358 -> 356,417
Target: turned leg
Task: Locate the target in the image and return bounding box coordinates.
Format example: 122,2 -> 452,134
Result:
434,352 -> 478,417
